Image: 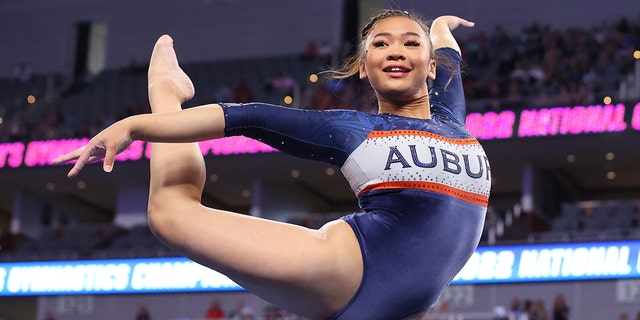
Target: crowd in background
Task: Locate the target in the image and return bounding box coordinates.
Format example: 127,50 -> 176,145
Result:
130,299 -> 307,320
0,15 -> 639,143
504,294 -> 569,320
495,294 -> 640,320
125,293 -> 640,320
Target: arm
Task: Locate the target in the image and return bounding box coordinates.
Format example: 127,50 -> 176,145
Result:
53,101 -> 364,177
430,15 -> 474,55
222,102 -> 370,166
428,16 -> 474,123
53,103 -> 225,177
131,104 -> 225,142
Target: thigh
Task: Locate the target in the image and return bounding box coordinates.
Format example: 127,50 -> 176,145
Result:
153,199 -> 363,319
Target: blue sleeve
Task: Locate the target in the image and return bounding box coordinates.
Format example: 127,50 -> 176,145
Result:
429,47 -> 466,124
220,103 -> 373,166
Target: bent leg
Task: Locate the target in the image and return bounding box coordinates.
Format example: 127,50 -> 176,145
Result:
145,35 -> 362,319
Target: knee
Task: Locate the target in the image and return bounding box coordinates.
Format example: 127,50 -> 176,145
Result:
147,181 -> 204,238
147,192 -> 171,241
146,189 -> 189,241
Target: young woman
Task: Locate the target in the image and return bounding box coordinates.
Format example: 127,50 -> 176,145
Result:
54,10 -> 489,320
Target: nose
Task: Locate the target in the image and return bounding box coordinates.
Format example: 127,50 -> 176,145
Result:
386,51 -> 405,61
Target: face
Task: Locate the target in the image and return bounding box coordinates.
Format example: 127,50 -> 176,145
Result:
359,16 -> 436,102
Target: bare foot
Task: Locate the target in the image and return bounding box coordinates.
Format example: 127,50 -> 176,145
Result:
148,35 -> 195,106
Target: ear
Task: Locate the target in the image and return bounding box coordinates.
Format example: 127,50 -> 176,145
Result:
427,58 -> 436,81
359,60 -> 367,80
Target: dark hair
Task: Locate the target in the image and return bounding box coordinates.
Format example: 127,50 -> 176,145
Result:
324,9 -> 435,79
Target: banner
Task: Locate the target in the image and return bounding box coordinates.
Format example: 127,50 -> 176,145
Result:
453,240 -> 640,284
1,101 -> 640,170
2,240 -> 640,296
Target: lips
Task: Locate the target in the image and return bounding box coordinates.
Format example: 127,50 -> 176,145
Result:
383,66 -> 410,73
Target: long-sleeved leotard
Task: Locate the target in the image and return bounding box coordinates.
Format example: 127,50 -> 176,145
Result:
221,48 -> 491,320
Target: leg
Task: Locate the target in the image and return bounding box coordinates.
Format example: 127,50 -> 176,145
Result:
145,36 -> 363,319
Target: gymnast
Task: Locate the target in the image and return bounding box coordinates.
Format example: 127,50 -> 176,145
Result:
54,10 -> 490,320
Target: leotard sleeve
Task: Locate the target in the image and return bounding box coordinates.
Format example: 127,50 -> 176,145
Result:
429,47 -> 466,124
220,103 -> 374,166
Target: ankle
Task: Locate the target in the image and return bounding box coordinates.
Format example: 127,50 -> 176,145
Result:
149,80 -> 184,108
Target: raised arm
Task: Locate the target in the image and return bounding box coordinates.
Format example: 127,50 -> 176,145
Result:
430,15 -> 474,55
428,16 -> 474,123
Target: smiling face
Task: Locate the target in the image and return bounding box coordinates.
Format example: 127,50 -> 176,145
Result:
359,16 -> 436,103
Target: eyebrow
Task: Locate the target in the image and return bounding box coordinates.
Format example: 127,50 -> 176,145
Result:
372,31 -> 422,38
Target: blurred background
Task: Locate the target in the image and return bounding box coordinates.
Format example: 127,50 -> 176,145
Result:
0,0 -> 640,319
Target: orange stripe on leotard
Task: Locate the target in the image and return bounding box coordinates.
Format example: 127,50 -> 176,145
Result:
367,130 -> 479,145
359,181 -> 489,207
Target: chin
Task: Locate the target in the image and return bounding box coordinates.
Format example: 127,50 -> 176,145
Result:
379,89 -> 420,102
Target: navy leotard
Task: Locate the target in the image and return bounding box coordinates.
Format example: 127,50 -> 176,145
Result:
221,48 -> 491,320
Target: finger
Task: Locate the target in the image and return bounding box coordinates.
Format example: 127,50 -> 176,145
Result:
102,142 -> 118,173
52,153 -> 73,165
460,18 -> 475,27
52,147 -> 84,164
67,148 -> 93,178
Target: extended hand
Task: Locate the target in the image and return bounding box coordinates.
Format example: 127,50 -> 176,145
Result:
52,118 -> 134,178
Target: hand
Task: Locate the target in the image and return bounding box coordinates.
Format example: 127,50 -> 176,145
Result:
430,15 -> 475,52
432,15 -> 475,31
53,118 -> 134,178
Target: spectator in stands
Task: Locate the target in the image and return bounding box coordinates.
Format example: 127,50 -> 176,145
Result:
242,313 -> 256,320
205,299 -> 226,319
552,294 -> 570,320
263,305 -> 280,320
53,10 -> 492,320
522,299 -> 533,315
135,306 -> 151,320
301,41 -> 319,60
509,297 -> 528,320
308,79 -> 339,110
233,80 -> 253,103
530,299 -> 549,320
437,300 -> 449,313
227,301 -> 253,320
42,311 -> 56,320
493,305 -> 509,320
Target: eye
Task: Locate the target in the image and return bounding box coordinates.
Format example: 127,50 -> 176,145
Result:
372,40 -> 388,47
405,40 -> 421,47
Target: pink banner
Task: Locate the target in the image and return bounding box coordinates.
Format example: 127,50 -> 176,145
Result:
1,101 -> 639,170
0,136 -> 276,170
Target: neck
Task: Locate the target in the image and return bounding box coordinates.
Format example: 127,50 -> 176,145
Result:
377,94 -> 431,119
